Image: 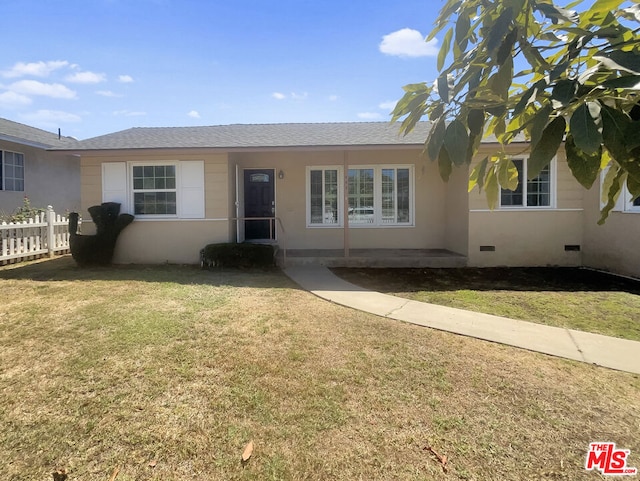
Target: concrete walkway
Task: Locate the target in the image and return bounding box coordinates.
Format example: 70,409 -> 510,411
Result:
284,266 -> 640,375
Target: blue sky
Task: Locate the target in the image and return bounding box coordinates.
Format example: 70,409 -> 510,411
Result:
1,0 -> 441,139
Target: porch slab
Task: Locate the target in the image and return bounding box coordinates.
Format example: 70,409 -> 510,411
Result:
277,248 -> 467,268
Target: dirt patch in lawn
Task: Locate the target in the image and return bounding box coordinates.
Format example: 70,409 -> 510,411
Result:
331,267 -> 640,341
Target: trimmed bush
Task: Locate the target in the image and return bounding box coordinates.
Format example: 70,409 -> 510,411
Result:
200,243 -> 275,268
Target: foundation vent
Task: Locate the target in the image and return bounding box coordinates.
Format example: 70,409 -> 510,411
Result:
479,245 -> 496,252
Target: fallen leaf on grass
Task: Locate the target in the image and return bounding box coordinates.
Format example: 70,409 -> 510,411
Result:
108,467 -> 120,481
424,445 -> 449,473
148,459 -> 157,468
242,440 -> 254,464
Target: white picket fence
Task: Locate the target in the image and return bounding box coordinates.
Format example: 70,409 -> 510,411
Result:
0,206 -> 76,265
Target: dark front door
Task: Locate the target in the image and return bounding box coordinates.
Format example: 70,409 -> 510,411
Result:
244,169 -> 275,240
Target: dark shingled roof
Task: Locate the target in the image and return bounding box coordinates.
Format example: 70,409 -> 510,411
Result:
60,122 -> 435,151
0,118 -> 79,149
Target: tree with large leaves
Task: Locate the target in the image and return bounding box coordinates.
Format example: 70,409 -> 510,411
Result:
392,0 -> 640,223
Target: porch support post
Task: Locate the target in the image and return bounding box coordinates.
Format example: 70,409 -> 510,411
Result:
343,151 -> 349,258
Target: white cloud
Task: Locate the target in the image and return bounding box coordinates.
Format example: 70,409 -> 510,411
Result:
379,28 -> 439,58
66,71 -> 107,84
2,60 -> 69,78
328,95 -> 339,102
357,112 -> 383,120
0,91 -> 32,107
273,91 -> 309,100
118,75 -> 134,83
188,110 -> 200,118
379,100 -> 397,111
113,110 -> 146,117
96,90 -> 122,97
21,109 -> 81,123
8,80 -> 76,99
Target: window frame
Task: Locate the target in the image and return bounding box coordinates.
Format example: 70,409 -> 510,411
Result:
306,166 -> 344,227
305,164 -> 415,228
499,156 -> 556,209
599,166 -> 640,213
624,185 -> 640,213
1,150 -> 25,192
129,161 -> 179,218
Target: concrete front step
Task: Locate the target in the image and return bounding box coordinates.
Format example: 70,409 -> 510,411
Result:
277,248 -> 467,268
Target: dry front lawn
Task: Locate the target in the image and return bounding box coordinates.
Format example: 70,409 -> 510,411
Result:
1,258 -> 639,480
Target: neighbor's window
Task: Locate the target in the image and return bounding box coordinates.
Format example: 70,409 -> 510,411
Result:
500,158 -> 552,208
309,167 -> 340,225
1,150 -> 25,191
132,165 -> 177,215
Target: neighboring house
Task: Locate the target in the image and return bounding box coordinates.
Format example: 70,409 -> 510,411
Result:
0,118 -> 80,217
55,122 -> 640,278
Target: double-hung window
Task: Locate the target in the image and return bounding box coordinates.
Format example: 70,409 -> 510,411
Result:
308,167 -> 341,225
1,150 -> 25,191
102,161 -> 204,219
500,157 -> 553,208
132,164 -> 177,215
306,165 -> 414,227
380,167 -> 411,224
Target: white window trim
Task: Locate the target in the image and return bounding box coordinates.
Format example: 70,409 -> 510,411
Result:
306,166 -> 344,227
1,149 -> 25,192
599,165 -> 628,212
624,185 -> 640,212
129,161 -> 180,219
305,164 -> 415,228
499,156 -> 557,210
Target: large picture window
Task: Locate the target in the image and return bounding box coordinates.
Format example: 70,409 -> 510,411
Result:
1,150 -> 25,192
348,168 -> 374,224
500,157 -> 553,208
306,165 -> 414,227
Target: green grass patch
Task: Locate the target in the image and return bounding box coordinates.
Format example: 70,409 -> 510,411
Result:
332,267 -> 640,341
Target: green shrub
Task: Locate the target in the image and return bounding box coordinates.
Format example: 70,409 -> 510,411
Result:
200,243 -> 275,268
1,197 -> 45,223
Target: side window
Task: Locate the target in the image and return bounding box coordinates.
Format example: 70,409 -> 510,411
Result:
500,157 -> 552,208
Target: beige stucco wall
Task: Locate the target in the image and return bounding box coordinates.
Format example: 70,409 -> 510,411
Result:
444,165 -> 469,255
80,150 -> 229,264
231,148 -> 452,251
467,151 -> 585,267
582,181 -> 640,278
0,140 -> 80,216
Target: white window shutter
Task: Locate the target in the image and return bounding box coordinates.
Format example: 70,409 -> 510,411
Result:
179,161 -> 205,219
102,162 -> 128,211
